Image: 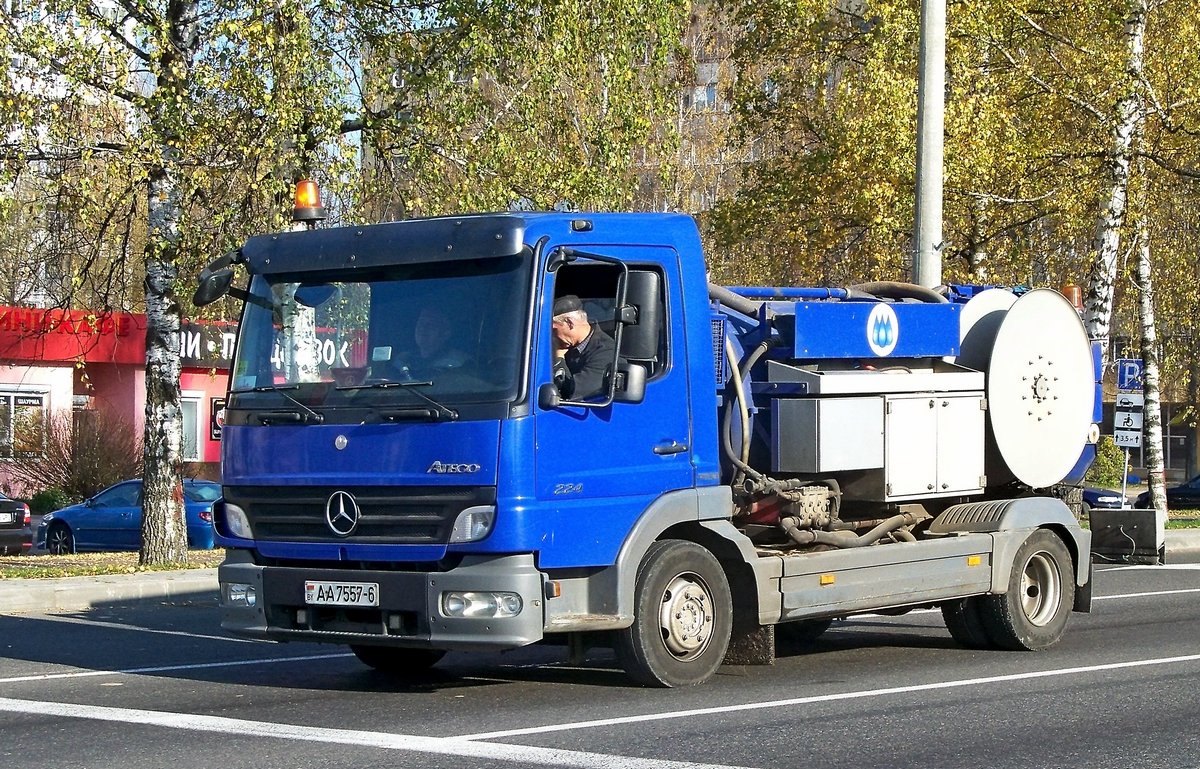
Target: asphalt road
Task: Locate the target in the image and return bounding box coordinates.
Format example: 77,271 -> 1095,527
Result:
0,564 -> 1198,769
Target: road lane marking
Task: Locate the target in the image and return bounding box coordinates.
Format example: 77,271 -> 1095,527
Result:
0,697 -> 752,769
1107,564 -> 1200,571
1095,587 -> 1200,600
0,653 -> 354,684
456,652 -> 1200,741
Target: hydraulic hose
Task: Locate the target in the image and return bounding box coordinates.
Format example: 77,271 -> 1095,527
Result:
723,336 -> 760,487
781,512 -> 930,548
709,283 -> 762,317
849,281 -> 948,304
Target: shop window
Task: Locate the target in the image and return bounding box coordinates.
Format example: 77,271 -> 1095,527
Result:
0,392 -> 46,459
181,392 -> 202,462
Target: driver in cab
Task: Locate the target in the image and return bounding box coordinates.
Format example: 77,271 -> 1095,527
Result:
551,294 -> 615,400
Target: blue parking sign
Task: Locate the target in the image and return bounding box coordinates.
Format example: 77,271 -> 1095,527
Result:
1117,358 -> 1143,391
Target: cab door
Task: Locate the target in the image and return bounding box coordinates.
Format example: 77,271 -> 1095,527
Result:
532,247 -> 694,569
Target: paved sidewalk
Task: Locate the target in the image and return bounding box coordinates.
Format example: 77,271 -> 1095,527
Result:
0,568 -> 217,613
0,531 -> 1197,615
1165,529 -> 1200,560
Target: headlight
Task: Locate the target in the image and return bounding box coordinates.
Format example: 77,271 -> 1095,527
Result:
448,505 -> 495,543
224,583 -> 258,608
217,501 -> 253,539
441,590 -> 522,618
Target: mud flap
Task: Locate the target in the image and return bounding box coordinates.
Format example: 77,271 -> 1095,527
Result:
1073,556 -> 1093,613
723,622 -> 775,666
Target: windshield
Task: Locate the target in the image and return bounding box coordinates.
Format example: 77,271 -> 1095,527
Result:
184,482 -> 222,503
229,254 -> 531,420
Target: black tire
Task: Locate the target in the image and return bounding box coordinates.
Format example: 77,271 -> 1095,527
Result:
614,539 -> 733,687
349,645 -> 446,674
980,529 -> 1075,651
46,522 -> 74,555
941,597 -> 993,649
776,618 -> 833,645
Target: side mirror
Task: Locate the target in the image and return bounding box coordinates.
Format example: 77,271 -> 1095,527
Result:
537,382 -> 561,410
193,267 -> 235,307
613,362 -> 647,404
621,271 -> 662,360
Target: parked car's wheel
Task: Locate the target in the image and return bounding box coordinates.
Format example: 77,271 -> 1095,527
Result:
614,539 -> 732,687
979,529 -> 1074,650
349,645 -> 445,674
46,522 -> 74,555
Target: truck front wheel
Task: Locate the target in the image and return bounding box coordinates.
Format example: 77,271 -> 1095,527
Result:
350,645 -> 446,675
614,540 -> 732,687
980,529 -> 1075,650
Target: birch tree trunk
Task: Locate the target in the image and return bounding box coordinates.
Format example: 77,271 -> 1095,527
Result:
1082,0 -> 1147,358
1134,210 -> 1167,559
139,2 -> 201,565
141,171 -> 188,563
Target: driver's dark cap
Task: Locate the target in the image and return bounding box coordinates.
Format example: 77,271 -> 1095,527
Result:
553,294 -> 582,316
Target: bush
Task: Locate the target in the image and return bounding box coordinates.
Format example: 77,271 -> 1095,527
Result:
7,410 -> 143,501
1085,436 -> 1127,488
28,487 -> 72,515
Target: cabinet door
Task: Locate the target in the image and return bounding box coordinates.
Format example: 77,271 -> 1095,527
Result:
884,396 -> 938,497
936,395 -> 986,494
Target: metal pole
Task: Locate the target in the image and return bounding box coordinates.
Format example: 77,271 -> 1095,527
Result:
1121,448 -> 1130,505
913,0 -> 945,289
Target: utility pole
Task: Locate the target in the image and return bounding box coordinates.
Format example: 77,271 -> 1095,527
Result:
913,0 -> 945,289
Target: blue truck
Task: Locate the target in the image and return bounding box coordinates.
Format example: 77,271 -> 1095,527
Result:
194,209 -> 1098,686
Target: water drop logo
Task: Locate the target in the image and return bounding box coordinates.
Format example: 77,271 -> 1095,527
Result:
866,303 -> 899,356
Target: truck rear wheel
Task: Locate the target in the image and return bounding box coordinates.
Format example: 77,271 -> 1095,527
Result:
980,529 -> 1074,650
614,540 -> 732,687
941,597 -> 993,649
350,645 -> 446,674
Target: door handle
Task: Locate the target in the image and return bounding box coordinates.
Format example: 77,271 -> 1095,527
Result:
653,441 -> 688,455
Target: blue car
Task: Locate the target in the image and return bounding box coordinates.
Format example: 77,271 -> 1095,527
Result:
1082,487 -> 1127,512
37,479 -> 221,554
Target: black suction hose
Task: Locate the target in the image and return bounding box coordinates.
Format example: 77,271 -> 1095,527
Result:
849,281 -> 948,304
709,283 -> 762,316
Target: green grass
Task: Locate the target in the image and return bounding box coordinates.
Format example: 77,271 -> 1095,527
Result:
0,550 -> 224,579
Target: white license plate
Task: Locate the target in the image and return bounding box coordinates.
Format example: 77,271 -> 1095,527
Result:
0,512 -> 12,524
304,581 -> 379,607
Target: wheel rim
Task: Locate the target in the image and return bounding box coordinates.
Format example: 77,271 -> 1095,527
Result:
49,527 -> 70,554
657,572 -> 715,661
1020,551 -> 1061,626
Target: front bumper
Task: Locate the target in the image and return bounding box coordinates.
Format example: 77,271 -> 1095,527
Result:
219,551 -> 546,651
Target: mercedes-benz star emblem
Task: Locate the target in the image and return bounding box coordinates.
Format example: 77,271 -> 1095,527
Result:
334,435 -> 348,450
325,491 -> 360,537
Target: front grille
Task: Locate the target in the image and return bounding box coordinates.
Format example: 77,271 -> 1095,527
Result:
224,485 -> 496,545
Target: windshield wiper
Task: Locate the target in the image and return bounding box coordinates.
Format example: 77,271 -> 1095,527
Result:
231,385 -> 325,425
336,380 -> 459,421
